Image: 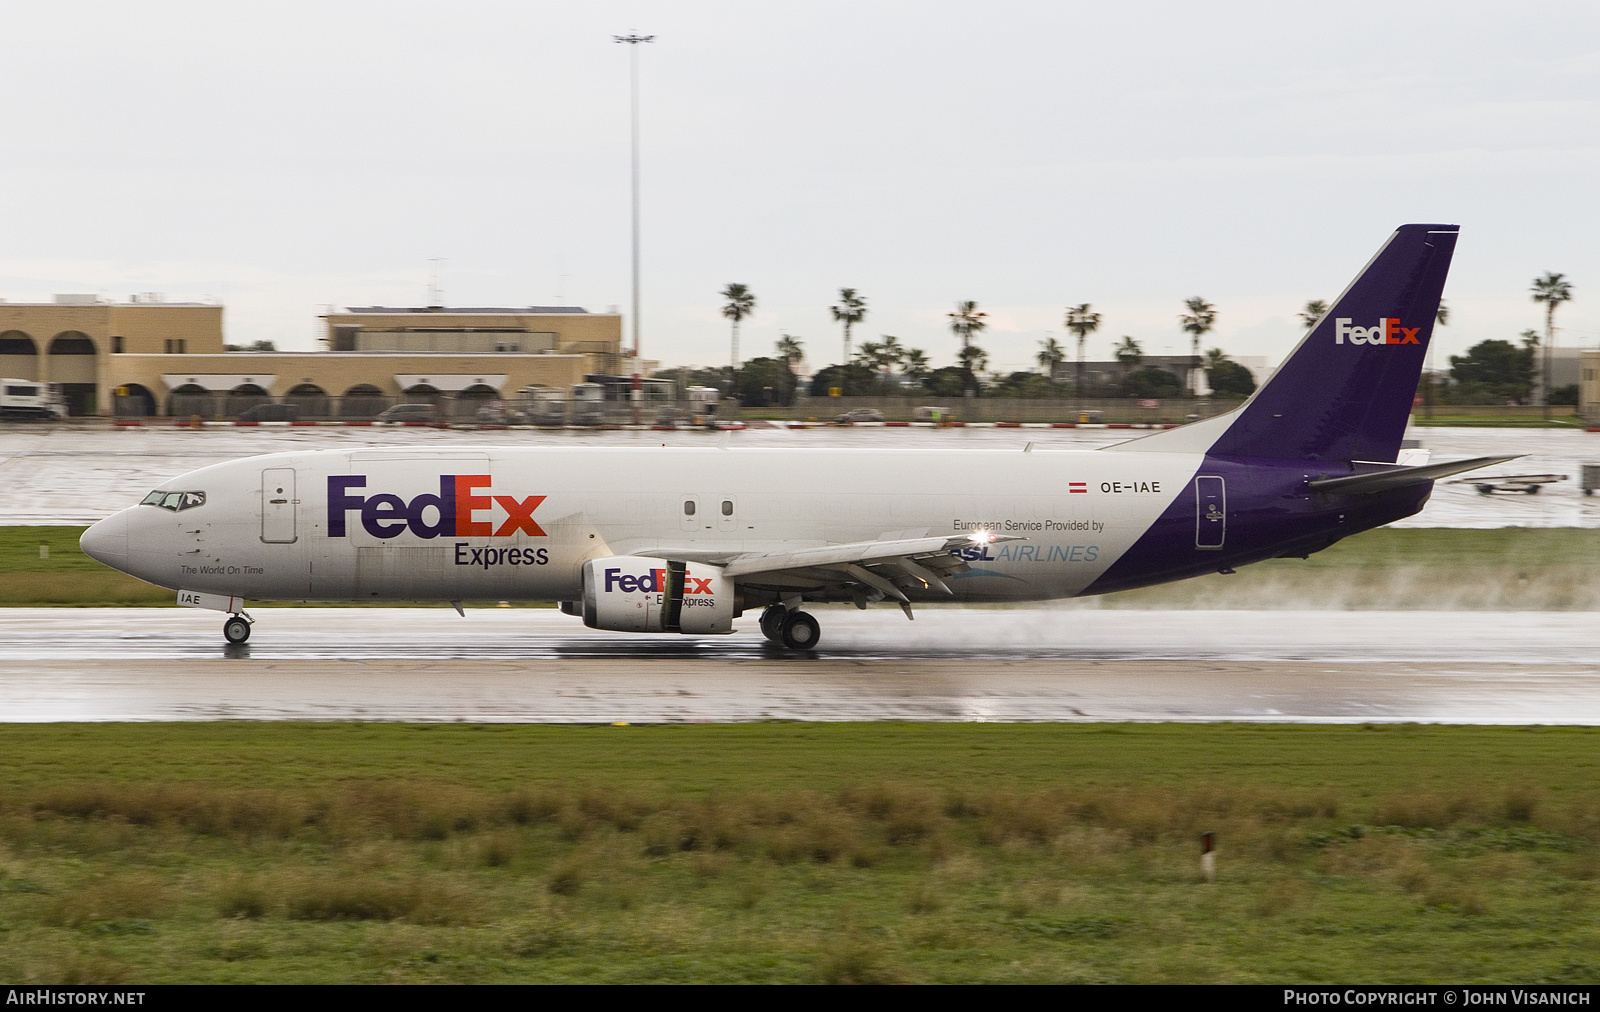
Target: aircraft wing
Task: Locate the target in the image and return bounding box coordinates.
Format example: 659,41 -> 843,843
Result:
726,533 -> 1022,610
646,534 -> 1021,612
1306,455 -> 1520,495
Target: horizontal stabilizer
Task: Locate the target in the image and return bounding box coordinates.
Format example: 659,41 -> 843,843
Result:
1306,455 -> 1521,495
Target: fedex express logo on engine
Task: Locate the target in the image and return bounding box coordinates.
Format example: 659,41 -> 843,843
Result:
327,475 -> 545,539
1334,318 -> 1421,346
604,567 -> 716,597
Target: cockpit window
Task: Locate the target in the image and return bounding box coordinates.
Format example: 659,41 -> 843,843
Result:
141,490 -> 206,512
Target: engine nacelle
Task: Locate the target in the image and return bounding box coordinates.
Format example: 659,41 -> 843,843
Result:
581,556 -> 733,634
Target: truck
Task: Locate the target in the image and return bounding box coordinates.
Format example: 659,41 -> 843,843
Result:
570,382 -> 606,426
687,385 -> 719,428
0,380 -> 66,420
524,387 -> 567,427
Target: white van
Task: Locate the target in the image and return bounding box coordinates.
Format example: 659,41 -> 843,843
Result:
0,380 -> 65,420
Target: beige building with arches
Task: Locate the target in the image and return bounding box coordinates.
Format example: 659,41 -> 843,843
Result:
0,297 -> 626,417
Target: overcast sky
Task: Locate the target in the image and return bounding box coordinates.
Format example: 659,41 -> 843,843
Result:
4,1 -> 1599,374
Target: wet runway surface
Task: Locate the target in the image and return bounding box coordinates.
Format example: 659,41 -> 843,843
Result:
3,608 -> 1596,723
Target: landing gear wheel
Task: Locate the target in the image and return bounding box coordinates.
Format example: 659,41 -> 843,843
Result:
780,610 -> 821,651
224,616 -> 251,644
759,604 -> 787,643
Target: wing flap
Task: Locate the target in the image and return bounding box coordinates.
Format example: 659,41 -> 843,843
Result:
719,533 -> 1021,602
722,534 -> 1015,578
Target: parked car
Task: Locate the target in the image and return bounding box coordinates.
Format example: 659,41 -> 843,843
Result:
376,403 -> 439,424
237,402 -> 299,423
835,407 -> 885,424
475,403 -> 526,425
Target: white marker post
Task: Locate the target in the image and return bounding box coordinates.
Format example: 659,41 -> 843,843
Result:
1201,831 -> 1216,883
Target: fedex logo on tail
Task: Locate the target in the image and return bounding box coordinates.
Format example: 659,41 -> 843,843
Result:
327,475 -> 546,540
1334,318 -> 1421,346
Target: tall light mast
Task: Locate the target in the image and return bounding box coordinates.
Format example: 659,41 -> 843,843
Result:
614,32 -> 654,421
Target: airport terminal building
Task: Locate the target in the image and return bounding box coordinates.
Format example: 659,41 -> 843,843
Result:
0,296 -> 629,417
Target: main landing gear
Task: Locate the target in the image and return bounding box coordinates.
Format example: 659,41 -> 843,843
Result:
223,614 -> 252,645
758,604 -> 821,651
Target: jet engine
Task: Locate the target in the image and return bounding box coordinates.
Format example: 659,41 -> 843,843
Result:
581,556 -> 734,634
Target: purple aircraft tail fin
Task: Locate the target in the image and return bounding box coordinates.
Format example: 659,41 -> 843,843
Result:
1123,224 -> 1458,463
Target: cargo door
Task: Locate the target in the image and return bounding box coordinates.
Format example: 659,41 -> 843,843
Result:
261,468 -> 298,544
1194,475 -> 1224,550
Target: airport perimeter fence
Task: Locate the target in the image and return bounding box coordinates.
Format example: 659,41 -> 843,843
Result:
106,390 -> 1253,426
106,391 -> 1591,427
784,395 -> 1240,425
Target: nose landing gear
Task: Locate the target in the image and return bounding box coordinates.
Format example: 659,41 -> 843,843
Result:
223,614 -> 252,644
758,604 -> 821,651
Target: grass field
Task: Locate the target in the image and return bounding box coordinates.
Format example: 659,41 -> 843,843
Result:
1,722 -> 1598,984
7,525 -> 1599,610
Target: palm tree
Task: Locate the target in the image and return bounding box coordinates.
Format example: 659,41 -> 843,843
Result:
902,348 -> 931,382
1299,300 -> 1329,330
948,301 -> 988,394
853,340 -> 885,369
1036,336 -> 1066,378
1531,272 -> 1574,413
721,283 -> 756,372
878,335 -> 906,389
776,333 -> 804,373
831,288 -> 867,364
1114,336 -> 1143,384
1063,303 -> 1102,408
1179,297 -> 1217,395
957,343 -> 989,386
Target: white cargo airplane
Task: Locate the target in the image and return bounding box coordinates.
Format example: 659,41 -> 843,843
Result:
81,224 -> 1510,649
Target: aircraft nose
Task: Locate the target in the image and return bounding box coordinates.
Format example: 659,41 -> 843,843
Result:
80,510 -> 130,569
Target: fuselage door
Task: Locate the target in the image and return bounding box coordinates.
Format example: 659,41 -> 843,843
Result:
1194,475 -> 1225,549
262,467 -> 298,544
